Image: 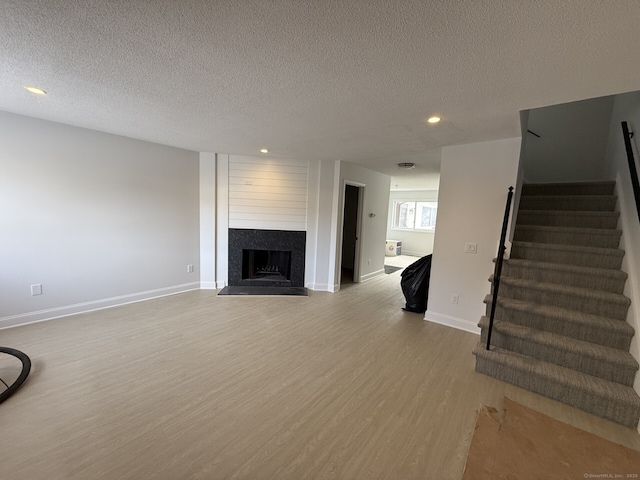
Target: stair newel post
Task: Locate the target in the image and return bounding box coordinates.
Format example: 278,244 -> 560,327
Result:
486,186 -> 514,350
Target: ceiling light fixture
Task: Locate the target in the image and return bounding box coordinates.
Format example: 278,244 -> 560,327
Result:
397,162 -> 416,170
25,86 -> 47,95
260,148 -> 269,153
427,116 -> 441,124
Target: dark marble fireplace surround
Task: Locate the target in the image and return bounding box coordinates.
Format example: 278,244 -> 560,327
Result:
228,229 -> 306,288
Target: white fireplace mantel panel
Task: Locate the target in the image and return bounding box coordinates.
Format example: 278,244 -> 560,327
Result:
228,155 -> 308,231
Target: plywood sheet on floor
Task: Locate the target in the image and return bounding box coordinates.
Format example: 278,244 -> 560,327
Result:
463,397 -> 640,480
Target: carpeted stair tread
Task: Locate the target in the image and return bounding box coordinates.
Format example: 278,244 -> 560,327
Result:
500,258 -> 627,293
513,225 -> 621,248
498,276 -> 630,306
521,181 -> 616,196
472,342 -> 640,427
516,210 -> 619,229
496,275 -> 630,320
512,241 -> 624,258
484,295 -> 635,350
478,317 -> 638,386
511,241 -> 624,270
519,195 -> 617,212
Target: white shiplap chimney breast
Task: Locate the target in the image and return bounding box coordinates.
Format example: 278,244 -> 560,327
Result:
228,155 -> 308,231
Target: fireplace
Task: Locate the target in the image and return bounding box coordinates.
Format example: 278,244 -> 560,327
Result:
228,229 -> 306,288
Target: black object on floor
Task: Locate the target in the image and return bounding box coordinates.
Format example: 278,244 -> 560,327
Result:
0,346 -> 31,404
218,286 -> 308,296
400,254 -> 432,313
384,265 -> 403,274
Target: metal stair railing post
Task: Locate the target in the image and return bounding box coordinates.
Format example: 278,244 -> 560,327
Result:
621,121 -> 640,223
486,186 -> 514,350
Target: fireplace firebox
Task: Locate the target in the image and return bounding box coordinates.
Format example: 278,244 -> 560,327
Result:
242,249 -> 292,283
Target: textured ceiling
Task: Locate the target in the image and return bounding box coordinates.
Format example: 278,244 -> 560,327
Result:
2,0 -> 640,182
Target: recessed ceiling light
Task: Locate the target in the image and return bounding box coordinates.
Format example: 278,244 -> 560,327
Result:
260,148 -> 269,153
397,162 -> 416,170
25,86 -> 47,95
427,116 -> 441,124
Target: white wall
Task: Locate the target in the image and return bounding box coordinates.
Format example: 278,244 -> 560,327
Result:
386,190 -> 438,257
602,90 -> 640,404
308,160 -> 340,291
0,112 -> 200,327
304,160 -> 321,289
522,96 -> 614,183
425,138 -> 521,333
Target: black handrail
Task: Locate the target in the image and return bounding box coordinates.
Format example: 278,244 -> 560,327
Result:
621,121 -> 640,223
486,186 -> 514,350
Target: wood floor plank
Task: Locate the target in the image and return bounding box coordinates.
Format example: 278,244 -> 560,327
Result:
0,270 -> 638,479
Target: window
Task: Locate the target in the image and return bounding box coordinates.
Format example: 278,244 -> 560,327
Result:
392,201 -> 437,231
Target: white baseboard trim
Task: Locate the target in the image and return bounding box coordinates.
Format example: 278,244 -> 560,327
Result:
0,282 -> 201,330
360,269 -> 385,282
306,283 -> 332,292
424,310 -> 480,335
200,281 -> 218,290
216,280 -> 227,289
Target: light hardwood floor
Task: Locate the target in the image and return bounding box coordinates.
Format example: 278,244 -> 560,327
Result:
1,269 -> 639,479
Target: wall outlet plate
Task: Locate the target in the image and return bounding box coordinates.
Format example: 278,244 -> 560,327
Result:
464,243 -> 477,254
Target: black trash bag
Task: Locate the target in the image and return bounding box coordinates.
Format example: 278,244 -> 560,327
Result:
400,254 -> 432,313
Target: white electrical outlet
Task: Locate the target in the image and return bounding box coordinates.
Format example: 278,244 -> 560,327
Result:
31,284 -> 43,296
187,264 -> 194,273
450,293 -> 459,304
368,259 -> 371,265
464,243 -> 478,254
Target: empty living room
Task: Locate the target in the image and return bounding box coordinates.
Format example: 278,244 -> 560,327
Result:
2,1 -> 640,478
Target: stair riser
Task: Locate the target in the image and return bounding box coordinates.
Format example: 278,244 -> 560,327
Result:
519,196 -> 616,211
474,356 -> 640,427
501,263 -> 625,294
498,283 -> 629,320
513,229 -> 621,249
479,327 -> 636,386
516,212 -> 619,229
486,302 -> 632,350
511,245 -> 623,270
521,183 -> 615,196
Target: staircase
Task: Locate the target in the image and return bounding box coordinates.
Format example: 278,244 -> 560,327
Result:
473,181 -> 640,428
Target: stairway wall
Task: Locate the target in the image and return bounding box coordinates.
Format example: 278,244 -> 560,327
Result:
522,96 -> 614,183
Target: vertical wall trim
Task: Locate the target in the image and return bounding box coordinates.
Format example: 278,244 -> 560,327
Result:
305,160 -> 321,289
199,153 -> 216,289
216,154 -> 230,288
328,160 -> 342,292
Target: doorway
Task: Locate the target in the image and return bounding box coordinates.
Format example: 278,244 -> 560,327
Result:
340,184 -> 363,286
